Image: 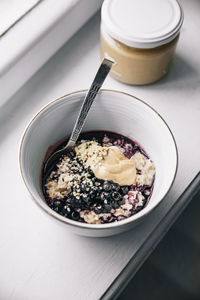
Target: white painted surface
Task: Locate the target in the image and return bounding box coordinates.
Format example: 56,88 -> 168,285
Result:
0,0 -> 103,106
0,0 -> 199,299
0,0 -> 40,35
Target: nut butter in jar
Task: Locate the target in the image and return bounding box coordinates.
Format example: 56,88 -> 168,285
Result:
101,0 -> 184,85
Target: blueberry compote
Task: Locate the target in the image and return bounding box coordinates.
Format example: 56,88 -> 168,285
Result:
42,131 -> 155,224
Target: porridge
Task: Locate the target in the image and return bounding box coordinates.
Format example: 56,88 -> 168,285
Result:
42,131 -> 155,224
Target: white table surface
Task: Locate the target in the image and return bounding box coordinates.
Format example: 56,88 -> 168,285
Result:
0,1 -> 200,299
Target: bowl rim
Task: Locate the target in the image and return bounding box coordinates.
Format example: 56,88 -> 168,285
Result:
19,89 -> 178,230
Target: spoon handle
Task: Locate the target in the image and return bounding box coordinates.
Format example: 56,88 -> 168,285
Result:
66,58 -> 113,148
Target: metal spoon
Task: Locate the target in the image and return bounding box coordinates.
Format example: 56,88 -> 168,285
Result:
43,58 -> 113,177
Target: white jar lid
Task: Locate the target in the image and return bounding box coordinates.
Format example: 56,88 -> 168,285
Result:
101,0 -> 184,48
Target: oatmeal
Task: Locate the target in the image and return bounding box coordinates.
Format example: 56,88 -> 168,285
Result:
42,131 -> 155,224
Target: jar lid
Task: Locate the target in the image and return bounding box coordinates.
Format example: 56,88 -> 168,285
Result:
101,0 -> 184,48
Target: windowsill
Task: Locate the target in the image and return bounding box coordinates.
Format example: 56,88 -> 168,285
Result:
0,0 -> 103,107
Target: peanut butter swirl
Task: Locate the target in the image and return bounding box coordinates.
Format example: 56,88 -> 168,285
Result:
88,146 -> 136,186
75,142 -> 136,186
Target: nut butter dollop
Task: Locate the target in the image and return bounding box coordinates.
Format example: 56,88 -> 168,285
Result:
87,146 -> 136,186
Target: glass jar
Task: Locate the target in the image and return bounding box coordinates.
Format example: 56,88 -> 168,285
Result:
101,0 -> 184,85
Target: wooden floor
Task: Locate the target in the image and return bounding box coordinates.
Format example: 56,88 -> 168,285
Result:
118,190 -> 200,300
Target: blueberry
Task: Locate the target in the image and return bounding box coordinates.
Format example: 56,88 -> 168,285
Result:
104,204 -> 112,212
104,192 -> 110,200
118,198 -> 125,205
94,207 -> 102,214
74,186 -> 81,193
62,205 -> 70,216
65,197 -> 73,205
71,211 -> 80,221
111,191 -> 121,201
54,200 -> 63,209
96,186 -> 103,194
71,200 -> 80,209
53,207 -> 60,213
103,181 -> 111,192
89,190 -> 96,199
121,186 -> 129,195
48,202 -> 54,209
82,193 -> 89,202
81,184 -> 90,193
81,183 -> 86,192
100,192 -> 110,201
112,202 -> 119,209
111,183 -> 120,192
86,186 -> 91,192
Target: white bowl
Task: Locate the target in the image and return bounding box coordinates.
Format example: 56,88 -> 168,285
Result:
20,90 -> 178,237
